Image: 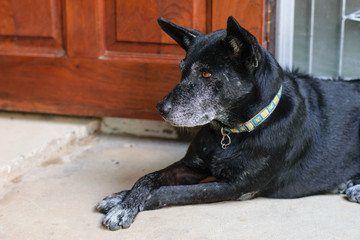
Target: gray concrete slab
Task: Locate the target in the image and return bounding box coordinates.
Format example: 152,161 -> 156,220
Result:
0,112 -> 99,188
1,135 -> 359,240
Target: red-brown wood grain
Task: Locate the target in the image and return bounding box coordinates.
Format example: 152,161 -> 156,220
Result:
103,0 -> 208,57
0,0 -> 265,119
0,55 -> 180,119
65,0 -> 105,57
0,0 -> 64,56
0,0 -> 54,37
116,0 -> 196,44
212,0 -> 264,42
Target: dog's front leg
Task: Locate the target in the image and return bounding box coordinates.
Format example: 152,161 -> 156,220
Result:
100,173 -> 158,230
144,182 -> 243,210
97,161 -> 208,230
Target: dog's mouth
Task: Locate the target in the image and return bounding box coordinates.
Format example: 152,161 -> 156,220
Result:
158,106 -> 215,128
162,113 -> 215,128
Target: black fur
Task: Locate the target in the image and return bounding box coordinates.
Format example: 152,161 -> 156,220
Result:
96,16 -> 360,230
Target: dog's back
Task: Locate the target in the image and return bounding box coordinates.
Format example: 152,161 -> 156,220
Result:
263,73 -> 360,198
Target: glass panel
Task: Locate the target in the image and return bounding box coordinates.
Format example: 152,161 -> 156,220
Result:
292,0 -> 360,78
293,0 -> 311,73
342,12 -> 360,78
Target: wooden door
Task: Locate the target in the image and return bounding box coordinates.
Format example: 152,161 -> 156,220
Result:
0,0 -> 265,120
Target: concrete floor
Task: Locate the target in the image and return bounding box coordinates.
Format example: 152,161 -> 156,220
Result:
1,113 -> 360,240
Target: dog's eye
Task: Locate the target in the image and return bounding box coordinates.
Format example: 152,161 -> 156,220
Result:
201,72 -> 212,78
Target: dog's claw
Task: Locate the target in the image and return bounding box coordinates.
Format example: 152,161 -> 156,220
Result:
96,190 -> 130,214
97,190 -> 141,230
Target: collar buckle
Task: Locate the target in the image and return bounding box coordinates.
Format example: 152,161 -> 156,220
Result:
220,127 -> 232,149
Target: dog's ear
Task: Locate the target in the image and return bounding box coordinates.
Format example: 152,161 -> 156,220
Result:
158,17 -> 204,51
225,16 -> 261,72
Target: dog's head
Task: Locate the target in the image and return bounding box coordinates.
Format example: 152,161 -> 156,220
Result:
157,16 -> 280,128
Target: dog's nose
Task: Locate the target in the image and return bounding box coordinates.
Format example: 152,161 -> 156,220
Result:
156,101 -> 172,117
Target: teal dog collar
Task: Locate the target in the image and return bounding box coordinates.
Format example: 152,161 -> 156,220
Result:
221,85 -> 283,149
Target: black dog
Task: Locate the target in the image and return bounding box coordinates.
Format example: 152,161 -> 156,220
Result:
96,16 -> 360,230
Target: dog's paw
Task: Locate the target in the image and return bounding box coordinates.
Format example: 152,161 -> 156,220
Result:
96,190 -> 129,214
346,185 -> 360,203
103,204 -> 139,230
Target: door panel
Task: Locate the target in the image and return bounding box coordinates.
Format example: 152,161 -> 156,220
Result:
104,0 -> 207,56
0,0 -> 64,56
0,0 -> 265,120
114,0 -> 206,44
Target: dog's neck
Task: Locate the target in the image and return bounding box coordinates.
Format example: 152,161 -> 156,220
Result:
220,85 -> 283,149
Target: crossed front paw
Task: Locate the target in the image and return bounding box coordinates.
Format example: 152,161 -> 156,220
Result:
346,185 -> 360,203
102,204 -> 139,230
